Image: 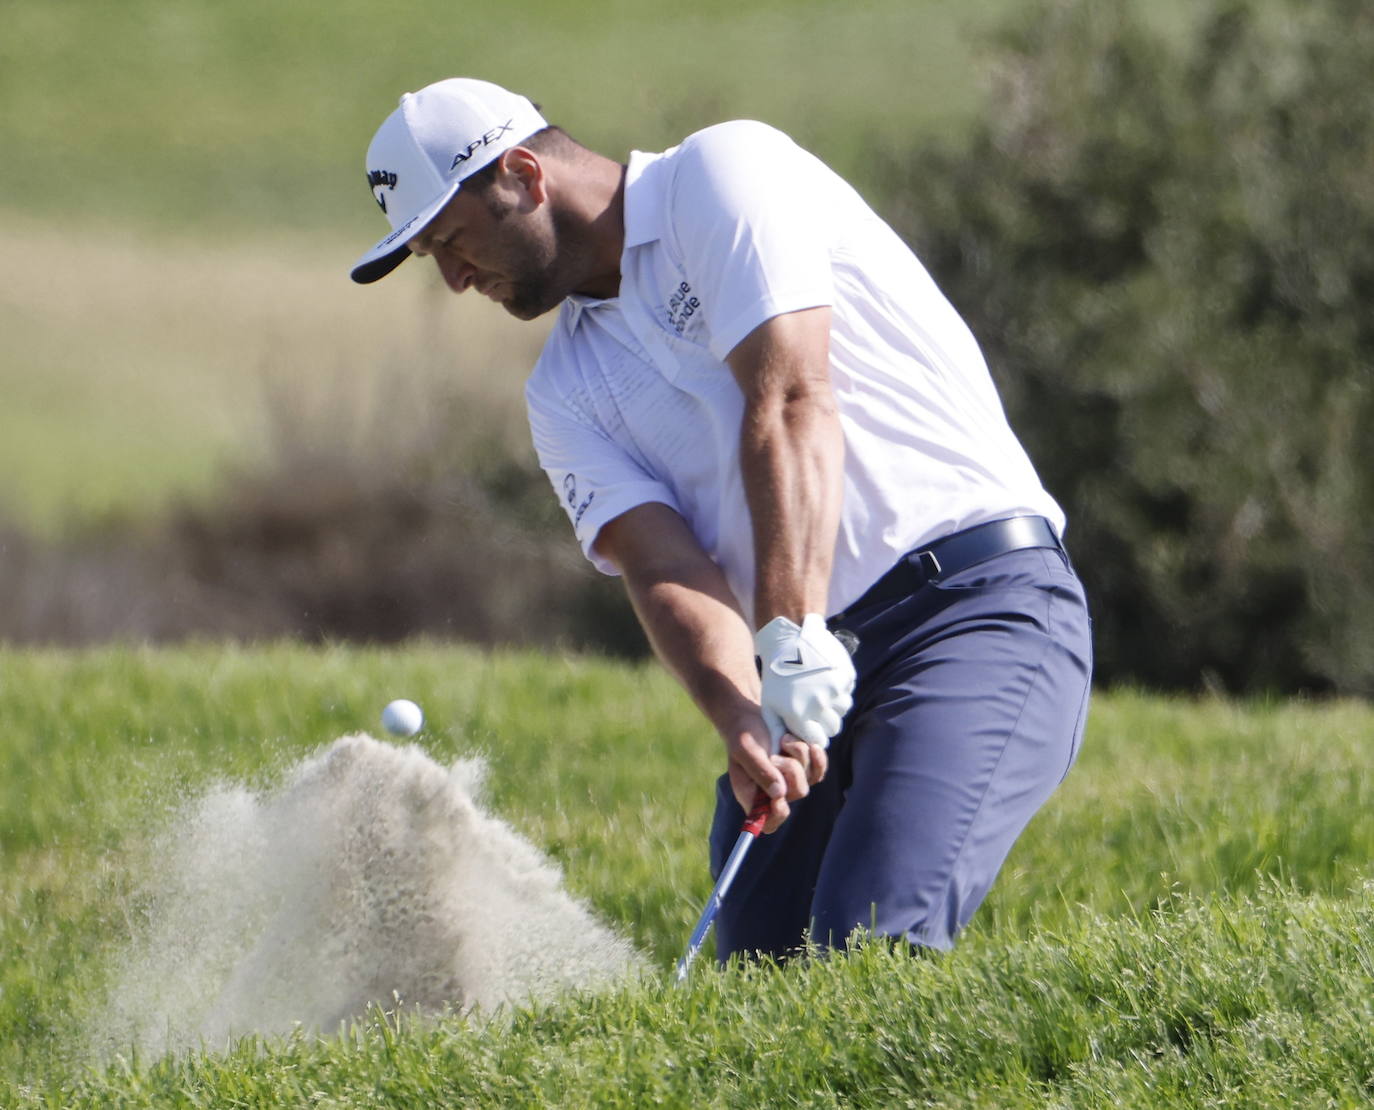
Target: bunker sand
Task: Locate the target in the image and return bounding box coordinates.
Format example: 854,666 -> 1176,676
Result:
95,735 -> 644,1057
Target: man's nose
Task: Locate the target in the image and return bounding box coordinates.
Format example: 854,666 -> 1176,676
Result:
435,253 -> 476,294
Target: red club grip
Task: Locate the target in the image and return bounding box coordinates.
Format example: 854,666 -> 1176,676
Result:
741,788 -> 771,837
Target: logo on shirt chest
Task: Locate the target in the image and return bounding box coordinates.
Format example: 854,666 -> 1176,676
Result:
666,281 -> 702,336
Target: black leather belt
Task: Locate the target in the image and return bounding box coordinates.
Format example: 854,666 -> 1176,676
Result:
833,516 -> 1062,621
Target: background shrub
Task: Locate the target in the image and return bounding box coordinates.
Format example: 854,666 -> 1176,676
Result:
0,378 -> 644,656
881,0 -> 1374,693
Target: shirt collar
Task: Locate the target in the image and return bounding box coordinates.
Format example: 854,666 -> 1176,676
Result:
622,147 -> 669,249
560,147 -> 669,335
561,292 -> 608,333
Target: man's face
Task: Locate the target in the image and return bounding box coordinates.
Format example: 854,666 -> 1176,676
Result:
406,176 -> 569,321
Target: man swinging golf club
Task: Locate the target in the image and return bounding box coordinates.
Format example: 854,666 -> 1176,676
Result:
350,78 -> 1094,963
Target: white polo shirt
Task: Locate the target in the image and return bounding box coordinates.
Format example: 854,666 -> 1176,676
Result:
525,120 -> 1063,625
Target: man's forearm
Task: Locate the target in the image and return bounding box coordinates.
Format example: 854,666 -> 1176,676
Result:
727,306 -> 844,627
622,565 -> 761,741
595,498 -> 831,825
739,389 -> 844,626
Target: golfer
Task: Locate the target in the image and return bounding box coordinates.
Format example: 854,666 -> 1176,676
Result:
351,79 -> 1093,959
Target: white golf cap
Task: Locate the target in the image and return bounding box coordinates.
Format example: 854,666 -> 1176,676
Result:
350,78 -> 548,284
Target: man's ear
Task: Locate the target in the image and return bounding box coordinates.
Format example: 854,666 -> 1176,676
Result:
498,146 -> 547,206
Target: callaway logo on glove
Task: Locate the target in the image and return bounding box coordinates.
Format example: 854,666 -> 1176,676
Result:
754,614 -> 857,750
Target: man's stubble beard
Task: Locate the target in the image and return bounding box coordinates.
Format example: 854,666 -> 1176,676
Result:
495,204 -> 598,322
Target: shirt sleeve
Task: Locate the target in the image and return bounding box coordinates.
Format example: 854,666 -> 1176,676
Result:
665,122 -> 836,362
525,372 -> 680,577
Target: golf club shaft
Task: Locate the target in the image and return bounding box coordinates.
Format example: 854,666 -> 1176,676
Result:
672,632 -> 858,983
673,788 -> 771,983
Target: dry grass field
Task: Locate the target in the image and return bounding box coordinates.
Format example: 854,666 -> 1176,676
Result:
0,216 -> 547,533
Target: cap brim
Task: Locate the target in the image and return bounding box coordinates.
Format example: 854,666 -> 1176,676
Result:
349,179 -> 462,284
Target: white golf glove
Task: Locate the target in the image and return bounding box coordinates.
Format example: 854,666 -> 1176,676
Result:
754,614 -> 857,750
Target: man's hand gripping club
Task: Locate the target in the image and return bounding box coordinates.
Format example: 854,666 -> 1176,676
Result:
755,613 -> 856,747
728,614 -> 856,832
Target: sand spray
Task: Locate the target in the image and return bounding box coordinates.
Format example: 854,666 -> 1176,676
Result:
94,734 -> 645,1057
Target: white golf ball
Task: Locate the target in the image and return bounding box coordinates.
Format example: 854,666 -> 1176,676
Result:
381,699 -> 424,737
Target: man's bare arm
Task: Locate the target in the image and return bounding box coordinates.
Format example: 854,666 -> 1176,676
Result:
726,305 -> 843,628
595,502 -> 825,832
727,306 -> 855,750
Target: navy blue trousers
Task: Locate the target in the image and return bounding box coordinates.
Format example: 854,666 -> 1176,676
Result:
709,544 -> 1093,959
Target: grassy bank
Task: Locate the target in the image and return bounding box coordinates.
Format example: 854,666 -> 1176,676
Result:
1,646 -> 1370,1103
1,1 -> 1013,237
50,892 -> 1374,1108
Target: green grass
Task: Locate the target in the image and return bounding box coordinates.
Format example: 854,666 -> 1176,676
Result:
45,894 -> 1374,1108
0,0 -> 1016,239
0,0 -> 1206,237
2,646 -> 1371,1105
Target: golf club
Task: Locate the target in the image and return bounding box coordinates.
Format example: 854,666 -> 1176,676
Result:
673,787 -> 771,984
672,625 -> 858,984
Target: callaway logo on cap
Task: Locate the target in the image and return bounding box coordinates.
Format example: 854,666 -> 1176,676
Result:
350,78 -> 548,284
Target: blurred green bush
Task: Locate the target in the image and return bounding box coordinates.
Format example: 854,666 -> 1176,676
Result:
0,379 -> 644,657
881,0 -> 1374,693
